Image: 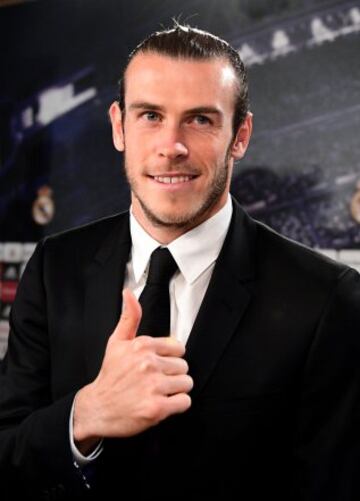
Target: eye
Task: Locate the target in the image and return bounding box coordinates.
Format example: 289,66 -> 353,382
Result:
141,111 -> 161,122
192,115 -> 212,125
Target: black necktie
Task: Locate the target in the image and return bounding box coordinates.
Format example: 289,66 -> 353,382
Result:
137,247 -> 178,337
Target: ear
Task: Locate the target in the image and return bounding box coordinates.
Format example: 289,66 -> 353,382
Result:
109,101 -> 125,152
231,112 -> 253,160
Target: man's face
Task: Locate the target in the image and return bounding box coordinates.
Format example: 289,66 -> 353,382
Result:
110,52 -> 251,234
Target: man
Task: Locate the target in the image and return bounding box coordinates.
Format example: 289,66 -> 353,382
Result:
0,23 -> 359,500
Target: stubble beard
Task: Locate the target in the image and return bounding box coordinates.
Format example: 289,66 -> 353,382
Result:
125,154 -> 230,229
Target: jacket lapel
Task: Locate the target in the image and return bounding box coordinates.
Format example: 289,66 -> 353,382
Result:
185,200 -> 256,400
83,215 -> 131,381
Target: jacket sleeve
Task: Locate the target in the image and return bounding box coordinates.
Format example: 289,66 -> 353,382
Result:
293,267 -> 360,500
0,240 -> 92,499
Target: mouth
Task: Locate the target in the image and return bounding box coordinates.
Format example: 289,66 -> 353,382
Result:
151,174 -> 198,185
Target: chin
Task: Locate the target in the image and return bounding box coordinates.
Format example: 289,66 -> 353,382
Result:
149,213 -> 192,228
142,204 -> 196,227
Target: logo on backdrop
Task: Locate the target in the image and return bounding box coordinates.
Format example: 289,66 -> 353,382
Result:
32,186 -> 55,226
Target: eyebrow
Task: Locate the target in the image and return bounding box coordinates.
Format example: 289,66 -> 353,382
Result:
128,101 -> 223,117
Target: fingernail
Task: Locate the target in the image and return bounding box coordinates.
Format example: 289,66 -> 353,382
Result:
166,337 -> 178,345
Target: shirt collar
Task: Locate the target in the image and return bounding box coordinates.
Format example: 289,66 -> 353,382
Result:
130,195 -> 233,285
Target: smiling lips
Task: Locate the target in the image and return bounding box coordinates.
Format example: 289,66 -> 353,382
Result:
153,175 -> 196,184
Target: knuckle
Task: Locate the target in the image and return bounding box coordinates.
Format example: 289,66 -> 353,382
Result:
140,372 -> 162,394
138,353 -> 157,373
150,372 -> 163,391
132,335 -> 152,352
144,399 -> 162,421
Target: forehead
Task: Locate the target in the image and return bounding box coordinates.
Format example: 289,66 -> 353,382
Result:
124,52 -> 238,111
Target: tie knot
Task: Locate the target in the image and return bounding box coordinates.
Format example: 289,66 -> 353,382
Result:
147,247 -> 178,285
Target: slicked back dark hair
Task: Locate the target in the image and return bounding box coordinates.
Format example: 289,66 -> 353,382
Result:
117,23 -> 249,136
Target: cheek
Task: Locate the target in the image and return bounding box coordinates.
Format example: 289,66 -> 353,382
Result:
124,127 -> 151,154
124,144 -> 148,173
192,145 -> 226,172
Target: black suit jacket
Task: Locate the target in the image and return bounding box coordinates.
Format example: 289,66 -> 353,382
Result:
1,199 -> 360,500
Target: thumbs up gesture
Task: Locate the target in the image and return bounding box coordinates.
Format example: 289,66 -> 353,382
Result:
73,289 -> 193,451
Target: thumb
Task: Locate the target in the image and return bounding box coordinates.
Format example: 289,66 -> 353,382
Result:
113,288 -> 142,341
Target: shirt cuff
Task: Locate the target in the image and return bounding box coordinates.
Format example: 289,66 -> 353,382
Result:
69,394 -> 103,467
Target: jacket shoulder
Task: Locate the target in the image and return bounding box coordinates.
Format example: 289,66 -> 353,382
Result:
35,211 -> 130,267
254,216 -> 352,282
46,211 -> 128,245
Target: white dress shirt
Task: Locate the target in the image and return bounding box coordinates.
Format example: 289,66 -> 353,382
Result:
127,195 -> 233,344
71,196 -> 233,465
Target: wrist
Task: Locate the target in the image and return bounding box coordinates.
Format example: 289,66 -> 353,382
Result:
73,384 -> 100,444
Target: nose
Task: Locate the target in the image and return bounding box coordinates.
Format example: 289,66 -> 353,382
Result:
156,125 -> 189,161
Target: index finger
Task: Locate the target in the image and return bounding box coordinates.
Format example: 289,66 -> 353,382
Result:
138,335 -> 186,357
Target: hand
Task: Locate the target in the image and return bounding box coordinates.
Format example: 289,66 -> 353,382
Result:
73,288 -> 193,451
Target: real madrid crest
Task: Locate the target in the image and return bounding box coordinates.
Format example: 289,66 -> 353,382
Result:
32,186 -> 55,225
